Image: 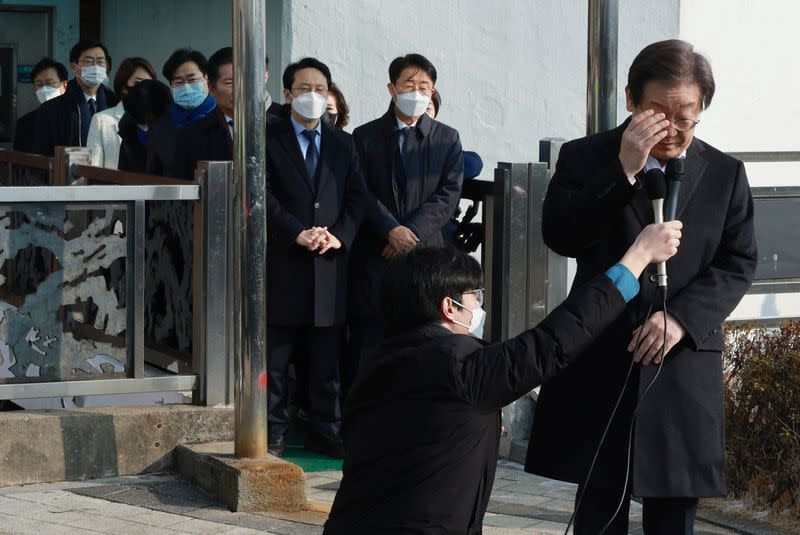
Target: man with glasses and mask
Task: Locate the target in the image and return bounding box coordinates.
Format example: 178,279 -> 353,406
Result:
33,40 -> 117,156
13,57 -> 68,153
527,40 -> 757,535
324,219 -> 682,534
346,53 -> 464,396
264,57 -> 367,459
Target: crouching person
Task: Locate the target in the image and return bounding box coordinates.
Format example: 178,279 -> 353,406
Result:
323,220 -> 682,535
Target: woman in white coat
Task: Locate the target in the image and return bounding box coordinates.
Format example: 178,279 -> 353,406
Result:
87,57 -> 156,168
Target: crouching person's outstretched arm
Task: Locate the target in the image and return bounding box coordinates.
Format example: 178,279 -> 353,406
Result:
460,220 -> 682,411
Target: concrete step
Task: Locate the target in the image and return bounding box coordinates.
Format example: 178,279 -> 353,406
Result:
0,404 -> 233,487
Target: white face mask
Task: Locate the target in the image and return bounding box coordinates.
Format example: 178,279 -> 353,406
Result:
291,91 -> 327,120
35,85 -> 62,104
80,65 -> 107,87
452,298 -> 486,339
394,89 -> 431,118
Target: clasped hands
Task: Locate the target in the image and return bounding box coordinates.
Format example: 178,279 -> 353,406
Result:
295,227 -> 342,255
381,225 -> 419,261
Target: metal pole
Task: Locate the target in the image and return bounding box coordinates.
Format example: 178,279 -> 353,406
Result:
587,0 -> 619,135
232,0 -> 269,458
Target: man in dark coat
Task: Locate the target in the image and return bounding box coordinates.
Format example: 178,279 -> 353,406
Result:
526,39 -> 757,535
146,48 -> 216,178
265,57 -> 366,458
174,47 -> 234,180
33,40 -> 117,156
347,53 -> 463,391
13,58 -> 68,153
324,222 -> 682,535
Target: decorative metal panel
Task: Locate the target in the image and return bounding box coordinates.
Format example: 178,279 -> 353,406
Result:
144,201 -> 193,357
0,205 -> 128,382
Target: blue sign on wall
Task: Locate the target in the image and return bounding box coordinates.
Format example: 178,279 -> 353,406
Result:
17,65 -> 34,83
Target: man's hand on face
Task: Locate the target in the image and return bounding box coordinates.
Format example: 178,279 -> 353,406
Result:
619,110 -> 671,178
628,311 -> 686,366
387,225 -> 419,252
296,227 -> 328,251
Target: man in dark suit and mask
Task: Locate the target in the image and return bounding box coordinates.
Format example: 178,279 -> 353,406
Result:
527,39 -> 757,534
33,40 -> 117,156
173,47 -> 235,180
347,53 -> 463,392
265,57 -> 366,458
13,58 -> 68,153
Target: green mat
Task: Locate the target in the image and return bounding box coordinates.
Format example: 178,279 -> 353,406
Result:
283,421 -> 344,473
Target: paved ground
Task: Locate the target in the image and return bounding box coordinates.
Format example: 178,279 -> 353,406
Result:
0,460 -> 790,535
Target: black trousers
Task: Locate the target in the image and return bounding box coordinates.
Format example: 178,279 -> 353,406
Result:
575,484 -> 698,535
267,325 -> 343,439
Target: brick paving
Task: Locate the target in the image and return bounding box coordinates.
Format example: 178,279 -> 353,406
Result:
0,460 -> 785,534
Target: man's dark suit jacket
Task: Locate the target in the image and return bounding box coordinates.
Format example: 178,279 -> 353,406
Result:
526,119 -> 757,497
349,109 -> 464,321
13,109 -> 37,153
174,107 -> 232,180
32,79 -> 117,156
265,116 -> 366,327
324,274 -> 627,535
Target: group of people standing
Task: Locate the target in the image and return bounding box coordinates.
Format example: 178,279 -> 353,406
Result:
11,36 -> 758,535
12,42 -> 471,462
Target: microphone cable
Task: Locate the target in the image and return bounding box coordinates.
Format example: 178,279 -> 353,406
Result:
562,301 -> 654,535
596,285 -> 668,535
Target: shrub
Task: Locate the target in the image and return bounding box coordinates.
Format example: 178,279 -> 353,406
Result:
723,320 -> 800,514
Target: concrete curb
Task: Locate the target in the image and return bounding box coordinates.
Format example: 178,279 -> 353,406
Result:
175,441 -> 307,512
0,405 -> 233,486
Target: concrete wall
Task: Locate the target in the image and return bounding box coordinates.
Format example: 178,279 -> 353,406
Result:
100,0 -> 232,84
284,0 -> 679,177
100,0 -> 287,99
679,0 -> 800,321
680,0 -> 800,188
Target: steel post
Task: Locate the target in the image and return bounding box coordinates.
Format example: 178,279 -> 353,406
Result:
232,0 -> 269,458
587,0 -> 619,135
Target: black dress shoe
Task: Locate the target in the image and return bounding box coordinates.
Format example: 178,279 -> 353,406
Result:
268,434 -> 285,458
305,431 -> 345,459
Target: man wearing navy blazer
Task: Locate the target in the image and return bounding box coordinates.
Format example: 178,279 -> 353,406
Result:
265,57 -> 366,458
33,40 -> 117,156
527,40 -> 757,534
347,53 -> 464,391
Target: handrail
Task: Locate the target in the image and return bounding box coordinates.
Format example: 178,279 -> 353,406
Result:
0,149 -> 53,171
73,164 -> 191,186
0,185 -> 200,202
751,186 -> 800,198
729,151 -> 800,163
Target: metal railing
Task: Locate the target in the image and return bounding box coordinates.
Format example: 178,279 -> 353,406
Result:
0,148 -> 234,405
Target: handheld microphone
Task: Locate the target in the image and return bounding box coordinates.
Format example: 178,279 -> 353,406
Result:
644,168 -> 667,288
664,158 -> 684,221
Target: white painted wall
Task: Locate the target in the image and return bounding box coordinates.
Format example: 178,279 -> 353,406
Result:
285,0 -> 679,178
679,0 -> 800,193
680,0 -> 800,321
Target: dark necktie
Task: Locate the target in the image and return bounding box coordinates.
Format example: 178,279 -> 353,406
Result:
399,126 -> 413,166
87,98 -> 97,119
302,129 -> 319,184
